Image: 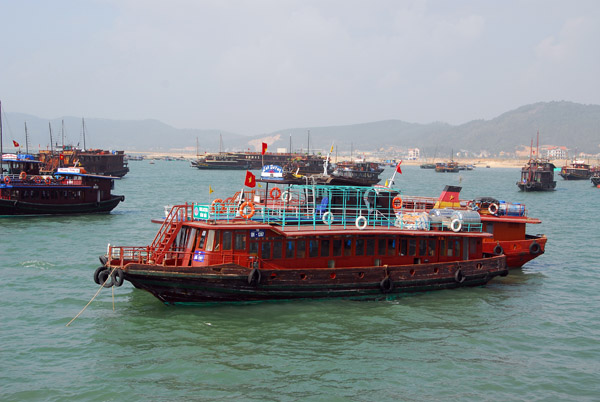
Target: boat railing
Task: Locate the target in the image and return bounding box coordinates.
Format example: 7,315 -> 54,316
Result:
108,245 -> 150,266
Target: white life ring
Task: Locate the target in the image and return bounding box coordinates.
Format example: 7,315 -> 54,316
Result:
322,211 -> 334,225
281,191 -> 292,202
450,218 -> 462,232
355,216 -> 367,230
488,203 -> 499,215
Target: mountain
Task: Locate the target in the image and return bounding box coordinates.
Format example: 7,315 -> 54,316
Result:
3,101 -> 599,155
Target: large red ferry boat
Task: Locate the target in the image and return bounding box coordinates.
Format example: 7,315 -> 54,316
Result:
96,184 -> 507,304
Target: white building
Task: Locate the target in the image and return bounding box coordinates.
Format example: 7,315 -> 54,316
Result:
407,148 -> 420,160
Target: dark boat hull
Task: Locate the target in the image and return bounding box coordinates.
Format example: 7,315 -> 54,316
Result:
0,195 -> 124,215
591,177 -> 600,186
516,181 -> 556,191
118,256 -> 507,304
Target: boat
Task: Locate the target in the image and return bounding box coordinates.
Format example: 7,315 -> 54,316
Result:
517,135 -> 556,191
95,183 -> 507,304
435,161 -> 459,173
559,160 -> 592,180
397,186 -> 546,268
591,172 -> 600,187
195,153 -> 251,170
1,163 -> 124,216
330,159 -> 384,186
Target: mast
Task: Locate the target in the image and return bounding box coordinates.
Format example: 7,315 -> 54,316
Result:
49,123 -> 53,153
61,119 -> 65,149
82,118 -> 86,150
196,136 -> 199,158
289,134 -> 292,154
219,133 -> 223,154
24,122 -> 30,154
307,130 -> 310,155
536,130 -> 539,161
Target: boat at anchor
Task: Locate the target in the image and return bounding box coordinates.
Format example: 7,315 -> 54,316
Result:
95,183 -> 507,304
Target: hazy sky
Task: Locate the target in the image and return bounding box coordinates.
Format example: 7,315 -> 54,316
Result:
1,0 -> 599,135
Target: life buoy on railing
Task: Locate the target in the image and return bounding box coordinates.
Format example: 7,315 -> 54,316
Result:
322,211 -> 334,225
19,172 -> 27,180
34,176 -> 41,184
355,216 -> 368,230
450,218 -> 462,232
210,198 -> 226,214
239,201 -> 256,219
269,187 -> 282,199
44,177 -> 51,185
392,196 -> 403,212
281,191 -> 292,202
3,176 -> 11,185
488,203 -> 499,215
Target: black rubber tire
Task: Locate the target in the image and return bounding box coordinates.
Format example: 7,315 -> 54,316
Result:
379,276 -> 394,293
454,268 -> 466,284
529,242 -> 541,255
112,268 -> 125,287
98,269 -> 114,287
93,266 -> 108,285
493,245 -> 504,255
248,268 -> 261,286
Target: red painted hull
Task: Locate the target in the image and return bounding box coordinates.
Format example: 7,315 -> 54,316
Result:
483,235 -> 547,268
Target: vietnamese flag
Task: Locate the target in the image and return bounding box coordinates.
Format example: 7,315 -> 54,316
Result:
261,142 -> 267,155
396,160 -> 402,174
245,170 -> 256,187
13,140 -> 19,147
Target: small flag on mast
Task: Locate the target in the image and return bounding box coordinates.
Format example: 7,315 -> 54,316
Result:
396,160 -> 403,174
209,186 -> 214,194
13,140 -> 19,147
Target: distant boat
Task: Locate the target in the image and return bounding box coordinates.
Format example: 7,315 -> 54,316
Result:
435,161 -> 459,173
559,160 -> 592,180
517,132 -> 556,191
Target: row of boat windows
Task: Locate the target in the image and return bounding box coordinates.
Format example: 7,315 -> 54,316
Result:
190,230 -> 477,259
6,189 -> 87,200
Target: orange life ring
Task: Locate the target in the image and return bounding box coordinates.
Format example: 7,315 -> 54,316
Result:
3,176 -> 11,184
210,198 -> 226,214
34,176 -> 41,184
44,177 -> 51,185
239,201 -> 256,219
19,171 -> 27,180
270,187 -> 282,199
392,196 -> 403,211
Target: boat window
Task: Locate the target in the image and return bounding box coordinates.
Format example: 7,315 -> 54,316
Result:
309,239 -> 319,257
447,238 -> 454,256
343,237 -> 352,257
408,239 -> 416,256
378,239 -> 386,255
321,239 -> 330,257
205,231 -> 215,251
234,231 -> 246,251
273,241 -> 283,259
249,240 -> 258,255
297,240 -> 306,258
366,238 -> 375,256
419,239 -> 427,256
484,222 -> 493,234
214,231 -> 221,251
222,231 -> 232,250
454,239 -> 461,258
333,239 -> 342,257
440,238 -> 446,257
261,242 -> 271,259
356,238 -> 365,256
285,240 -> 295,258
387,238 -> 396,256
186,228 -> 197,250
428,238 -> 436,256
400,239 -> 407,256
198,230 -> 207,250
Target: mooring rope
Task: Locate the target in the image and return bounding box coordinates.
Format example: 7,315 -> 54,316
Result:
66,266 -> 117,327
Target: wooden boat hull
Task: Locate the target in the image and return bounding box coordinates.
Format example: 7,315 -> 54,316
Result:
0,195 -> 123,215
483,235 -> 546,268
116,256 -> 507,304
516,181 -> 556,191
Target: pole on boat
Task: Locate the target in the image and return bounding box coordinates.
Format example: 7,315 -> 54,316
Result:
49,122 -> 53,154
24,122 -> 30,154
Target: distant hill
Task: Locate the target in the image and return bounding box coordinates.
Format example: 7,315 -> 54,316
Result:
3,101 -> 599,156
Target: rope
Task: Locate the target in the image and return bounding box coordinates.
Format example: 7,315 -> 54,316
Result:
66,266 -> 116,327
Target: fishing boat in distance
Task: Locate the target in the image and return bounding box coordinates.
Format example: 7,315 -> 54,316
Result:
517,133 -> 556,191
95,183 -> 507,304
591,172 -> 600,187
435,161 -> 460,173
559,160 -> 592,180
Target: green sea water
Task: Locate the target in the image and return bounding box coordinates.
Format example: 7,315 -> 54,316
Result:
1,161 -> 599,401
